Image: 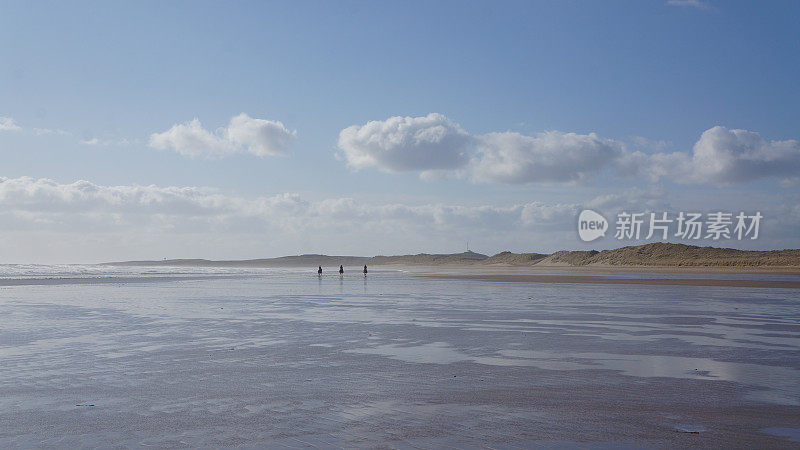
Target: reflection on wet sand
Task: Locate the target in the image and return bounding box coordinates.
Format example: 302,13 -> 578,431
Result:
345,343 -> 800,406
0,269 -> 798,447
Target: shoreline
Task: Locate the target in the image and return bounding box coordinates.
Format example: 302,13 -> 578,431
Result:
384,263 -> 800,275
418,273 -> 800,289
91,261 -> 800,275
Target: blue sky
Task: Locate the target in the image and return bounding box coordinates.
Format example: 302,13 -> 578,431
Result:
1,0 -> 799,263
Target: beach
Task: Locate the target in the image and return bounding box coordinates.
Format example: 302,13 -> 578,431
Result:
420,272 -> 800,289
5,0 -> 800,447
1,265 -> 799,447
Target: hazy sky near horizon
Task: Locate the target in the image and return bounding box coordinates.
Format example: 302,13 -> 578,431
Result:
1,0 -> 799,263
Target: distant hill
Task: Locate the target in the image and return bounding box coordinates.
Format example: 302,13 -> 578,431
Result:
369,251 -> 488,266
483,251 -> 548,265
106,254 -> 371,267
104,243 -> 800,268
105,251 -> 489,268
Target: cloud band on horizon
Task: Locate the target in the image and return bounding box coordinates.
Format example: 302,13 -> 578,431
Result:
0,176 -> 795,262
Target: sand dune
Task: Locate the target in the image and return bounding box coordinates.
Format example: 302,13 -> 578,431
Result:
534,242 -> 800,267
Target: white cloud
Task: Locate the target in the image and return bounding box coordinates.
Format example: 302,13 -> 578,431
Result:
0,176 -> 571,230
586,187 -> 671,213
629,135 -> 670,152
34,128 -> 71,136
1,176 -> 796,262
689,126 -> 800,183
520,202 -> 579,227
616,149 -> 693,182
81,137 -> 101,146
226,113 -> 296,157
337,113 -> 473,173
0,176 -> 582,258
336,114 -> 623,184
472,131 -> 623,184
338,115 -> 798,187
627,126 -> 800,185
0,176 -> 232,216
80,136 -> 137,146
0,116 -> 21,131
149,118 -> 234,157
666,0 -> 711,9
149,113 -> 295,158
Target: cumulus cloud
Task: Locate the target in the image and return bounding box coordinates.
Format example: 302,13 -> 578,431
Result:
226,113 -> 297,156
0,116 -> 21,131
336,114 -> 623,184
337,113 -> 473,172
689,126 -> 800,183
149,118 -> 231,157
625,126 -> 800,185
472,131 -> 623,184
337,114 -> 797,187
149,113 -> 295,158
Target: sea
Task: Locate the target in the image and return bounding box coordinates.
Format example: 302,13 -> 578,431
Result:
1,264 -> 799,448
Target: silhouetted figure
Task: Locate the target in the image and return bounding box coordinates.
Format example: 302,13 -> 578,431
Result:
339,265 -> 344,274
363,265 -> 368,275
317,266 -> 322,275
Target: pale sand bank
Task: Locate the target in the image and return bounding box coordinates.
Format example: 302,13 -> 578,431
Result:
387,263 -> 800,274
420,273 -> 800,289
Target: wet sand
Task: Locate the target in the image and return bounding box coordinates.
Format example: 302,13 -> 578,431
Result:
1,269 -> 798,447
420,273 -> 800,289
